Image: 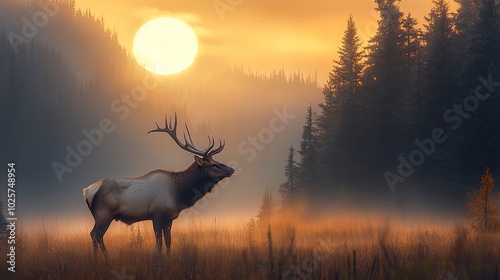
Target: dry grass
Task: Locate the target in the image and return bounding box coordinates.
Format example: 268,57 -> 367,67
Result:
1,215 -> 500,279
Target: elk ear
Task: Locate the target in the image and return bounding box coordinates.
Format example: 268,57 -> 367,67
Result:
194,155 -> 204,166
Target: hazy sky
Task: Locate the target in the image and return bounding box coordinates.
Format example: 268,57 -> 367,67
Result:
55,0 -> 462,222
77,0 -> 458,83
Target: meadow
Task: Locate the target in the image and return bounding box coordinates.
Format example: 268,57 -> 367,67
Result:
1,214 -> 500,280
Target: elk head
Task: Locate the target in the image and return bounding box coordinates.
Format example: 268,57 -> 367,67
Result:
148,114 -> 234,182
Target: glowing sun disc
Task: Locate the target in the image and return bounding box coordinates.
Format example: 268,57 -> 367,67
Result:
133,18 -> 198,75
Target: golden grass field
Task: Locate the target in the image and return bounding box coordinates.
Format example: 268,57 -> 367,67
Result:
1,214 -> 500,280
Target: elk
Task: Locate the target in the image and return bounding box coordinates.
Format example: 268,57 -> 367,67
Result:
82,114 -> 234,255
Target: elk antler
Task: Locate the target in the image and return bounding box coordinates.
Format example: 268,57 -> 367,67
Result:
148,113 -> 225,158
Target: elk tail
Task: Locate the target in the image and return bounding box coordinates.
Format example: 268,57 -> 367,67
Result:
83,180 -> 102,211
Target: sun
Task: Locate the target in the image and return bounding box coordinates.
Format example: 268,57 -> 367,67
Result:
133,18 -> 198,75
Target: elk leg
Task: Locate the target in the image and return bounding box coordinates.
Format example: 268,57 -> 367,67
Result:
91,225 -> 108,255
91,215 -> 112,257
153,219 -> 163,253
90,226 -> 99,256
99,232 -> 109,257
162,220 -> 173,253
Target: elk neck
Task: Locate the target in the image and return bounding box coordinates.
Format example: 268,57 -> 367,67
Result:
172,162 -> 216,209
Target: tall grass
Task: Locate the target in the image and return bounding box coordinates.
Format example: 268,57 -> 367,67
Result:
1,216 -> 499,279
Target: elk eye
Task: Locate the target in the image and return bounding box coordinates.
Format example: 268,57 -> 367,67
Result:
212,164 -> 220,169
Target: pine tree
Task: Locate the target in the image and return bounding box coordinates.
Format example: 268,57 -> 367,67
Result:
419,1 -> 457,184
298,104 -> 319,195
463,0 -> 500,81
363,0 -> 406,94
360,0 -> 408,186
449,0 -> 500,182
402,14 -> 423,113
316,81 -> 337,185
467,167 -> 500,231
334,15 -> 366,186
280,145 -> 299,207
317,15 -> 365,189
423,0 -> 457,106
454,0 -> 480,65
454,0 -> 480,35
332,14 -> 364,95
416,0 -> 459,185
257,188 -> 275,223
402,14 -> 421,77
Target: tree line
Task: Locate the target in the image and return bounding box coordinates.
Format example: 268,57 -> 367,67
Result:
278,0 -> 500,212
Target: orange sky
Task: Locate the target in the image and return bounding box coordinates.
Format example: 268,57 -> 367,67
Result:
67,0 -> 461,222
77,0 -> 458,83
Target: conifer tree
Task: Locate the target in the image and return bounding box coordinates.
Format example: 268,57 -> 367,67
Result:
449,0 -> 500,181
363,0 -> 406,94
417,0 -> 458,184
421,0 -> 457,162
316,81 -> 337,185
280,145 -> 299,207
467,167 -> 500,231
454,0 -> 480,64
317,15 -> 365,188
298,104 -> 319,195
257,188 -> 275,223
361,0 -> 407,185
332,14 -> 364,95
423,0 -> 456,106
463,0 -> 500,81
454,0 -> 480,35
402,14 -> 421,77
402,13 -> 423,113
